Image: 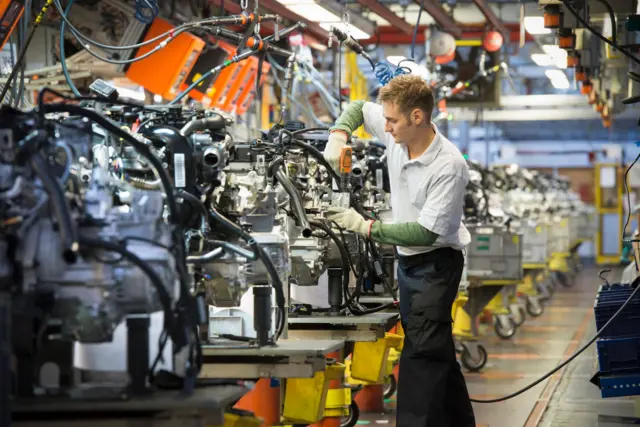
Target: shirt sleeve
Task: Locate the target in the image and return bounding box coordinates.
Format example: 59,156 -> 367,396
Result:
362,102 -> 388,146
370,221 -> 439,247
417,173 -> 467,236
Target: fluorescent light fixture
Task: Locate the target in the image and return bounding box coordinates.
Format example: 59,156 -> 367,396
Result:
319,22 -> 370,39
545,69 -> 570,89
540,45 -> 568,69
523,16 -> 551,35
276,0 -> 373,39
285,4 -> 341,23
531,53 -> 553,66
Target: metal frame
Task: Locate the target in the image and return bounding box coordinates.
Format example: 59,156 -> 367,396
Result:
287,312 -> 399,342
200,339 -> 344,379
595,163 -> 624,265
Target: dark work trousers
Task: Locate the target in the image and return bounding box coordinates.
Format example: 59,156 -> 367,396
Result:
396,247 -> 475,427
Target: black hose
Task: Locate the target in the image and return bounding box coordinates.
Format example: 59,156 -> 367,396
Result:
309,220 -> 351,311
180,115 -> 226,136
177,190 -> 208,226
594,0 -> 616,47
30,152 -> 78,264
281,130 -> 342,188
291,127 -> 329,135
78,236 -> 178,343
269,158 -> 312,238
39,103 -> 181,226
208,206 -> 286,339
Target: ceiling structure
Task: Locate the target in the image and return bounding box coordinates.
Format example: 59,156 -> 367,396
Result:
251,0 -> 639,143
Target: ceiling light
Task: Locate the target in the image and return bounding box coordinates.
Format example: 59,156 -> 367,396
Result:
545,69 -> 570,89
320,22 -> 370,39
523,16 -> 552,35
531,54 -> 553,66
284,4 -> 341,23
540,45 -> 568,69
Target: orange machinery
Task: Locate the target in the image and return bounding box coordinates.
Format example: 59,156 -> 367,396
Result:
178,38 -> 270,114
125,18 -> 205,101
0,0 -> 25,52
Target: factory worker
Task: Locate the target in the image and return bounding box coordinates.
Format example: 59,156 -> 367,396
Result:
324,75 -> 475,427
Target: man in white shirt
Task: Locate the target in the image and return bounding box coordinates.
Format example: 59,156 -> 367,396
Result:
324,75 -> 475,427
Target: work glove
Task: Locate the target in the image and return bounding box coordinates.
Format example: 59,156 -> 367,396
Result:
323,131 -> 348,172
326,207 -> 373,237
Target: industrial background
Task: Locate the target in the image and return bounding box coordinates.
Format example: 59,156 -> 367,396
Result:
1,0 -> 640,427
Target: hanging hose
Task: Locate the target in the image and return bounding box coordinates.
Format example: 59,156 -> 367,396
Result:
134,0 -> 159,24
60,0 -> 81,97
374,0 -> 424,86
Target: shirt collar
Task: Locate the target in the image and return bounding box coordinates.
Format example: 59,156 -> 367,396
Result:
405,123 -> 443,167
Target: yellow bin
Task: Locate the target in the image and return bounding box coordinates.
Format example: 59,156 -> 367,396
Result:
210,410 -> 262,427
351,333 -> 403,383
282,362 -> 345,424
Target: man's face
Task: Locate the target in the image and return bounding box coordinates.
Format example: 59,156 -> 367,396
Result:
382,101 -> 417,144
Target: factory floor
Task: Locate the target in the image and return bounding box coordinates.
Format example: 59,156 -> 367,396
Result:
356,267 -> 639,427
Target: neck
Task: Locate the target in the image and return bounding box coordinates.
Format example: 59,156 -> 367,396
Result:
406,125 -> 436,160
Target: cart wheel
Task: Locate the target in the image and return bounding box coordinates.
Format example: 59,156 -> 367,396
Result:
383,374 -> 397,399
510,305 -> 526,327
526,296 -> 544,317
461,344 -> 488,372
494,316 -> 517,339
341,401 -> 360,427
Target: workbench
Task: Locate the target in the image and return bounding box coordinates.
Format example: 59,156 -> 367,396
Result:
200,339 -> 344,379
12,385 -> 248,426
287,312 -> 399,342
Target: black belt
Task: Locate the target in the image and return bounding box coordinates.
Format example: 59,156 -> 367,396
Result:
397,247 -> 457,269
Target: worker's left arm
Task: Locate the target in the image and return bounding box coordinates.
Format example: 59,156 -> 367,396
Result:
326,208 -> 439,246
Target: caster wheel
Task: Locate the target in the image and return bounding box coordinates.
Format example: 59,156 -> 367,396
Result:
461,344 -> 488,372
383,374 -> 397,399
494,316 -> 517,340
526,297 -> 544,317
341,401 -> 360,427
510,305 -> 526,327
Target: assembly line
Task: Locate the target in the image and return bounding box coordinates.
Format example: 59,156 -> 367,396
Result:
1,0 -> 640,426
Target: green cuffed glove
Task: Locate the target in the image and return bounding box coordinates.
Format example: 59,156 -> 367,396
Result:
326,207 -> 373,236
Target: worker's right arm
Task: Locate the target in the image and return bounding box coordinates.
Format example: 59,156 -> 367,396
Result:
324,101 -> 386,170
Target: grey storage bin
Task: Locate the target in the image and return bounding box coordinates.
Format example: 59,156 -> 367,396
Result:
518,221 -> 548,266
466,224 -> 524,281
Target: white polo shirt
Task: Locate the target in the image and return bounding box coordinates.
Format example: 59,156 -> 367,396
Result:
362,102 -> 471,256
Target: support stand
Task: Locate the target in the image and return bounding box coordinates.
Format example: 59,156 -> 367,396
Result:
327,268 -> 343,316
126,315 -> 151,396
0,292 -> 10,427
253,285 -> 272,347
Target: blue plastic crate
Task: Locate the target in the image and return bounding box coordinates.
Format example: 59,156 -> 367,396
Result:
594,284 -> 640,338
597,336 -> 640,374
598,372 -> 640,398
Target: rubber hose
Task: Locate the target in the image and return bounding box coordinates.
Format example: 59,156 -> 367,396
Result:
30,152 -> 78,263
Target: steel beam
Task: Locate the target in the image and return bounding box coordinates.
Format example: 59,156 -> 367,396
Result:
415,0 -> 462,39
499,95 -> 588,108
209,0 -> 329,43
255,0 -> 331,40
449,107 -> 640,121
471,0 -> 510,41
356,0 -> 413,35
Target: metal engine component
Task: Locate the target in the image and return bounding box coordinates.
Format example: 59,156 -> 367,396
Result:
17,190 -> 174,343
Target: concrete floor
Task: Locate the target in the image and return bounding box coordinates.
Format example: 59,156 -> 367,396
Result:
355,267 -> 639,427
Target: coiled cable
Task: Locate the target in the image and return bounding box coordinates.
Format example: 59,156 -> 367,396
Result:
374,62 -> 410,86
135,0 -> 159,24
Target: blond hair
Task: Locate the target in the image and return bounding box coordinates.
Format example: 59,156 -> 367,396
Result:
377,75 -> 434,119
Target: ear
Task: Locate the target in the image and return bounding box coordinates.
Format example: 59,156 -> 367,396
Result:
411,108 -> 424,125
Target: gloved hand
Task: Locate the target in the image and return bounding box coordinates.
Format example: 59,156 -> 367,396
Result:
326,207 -> 373,237
323,131 -> 348,171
